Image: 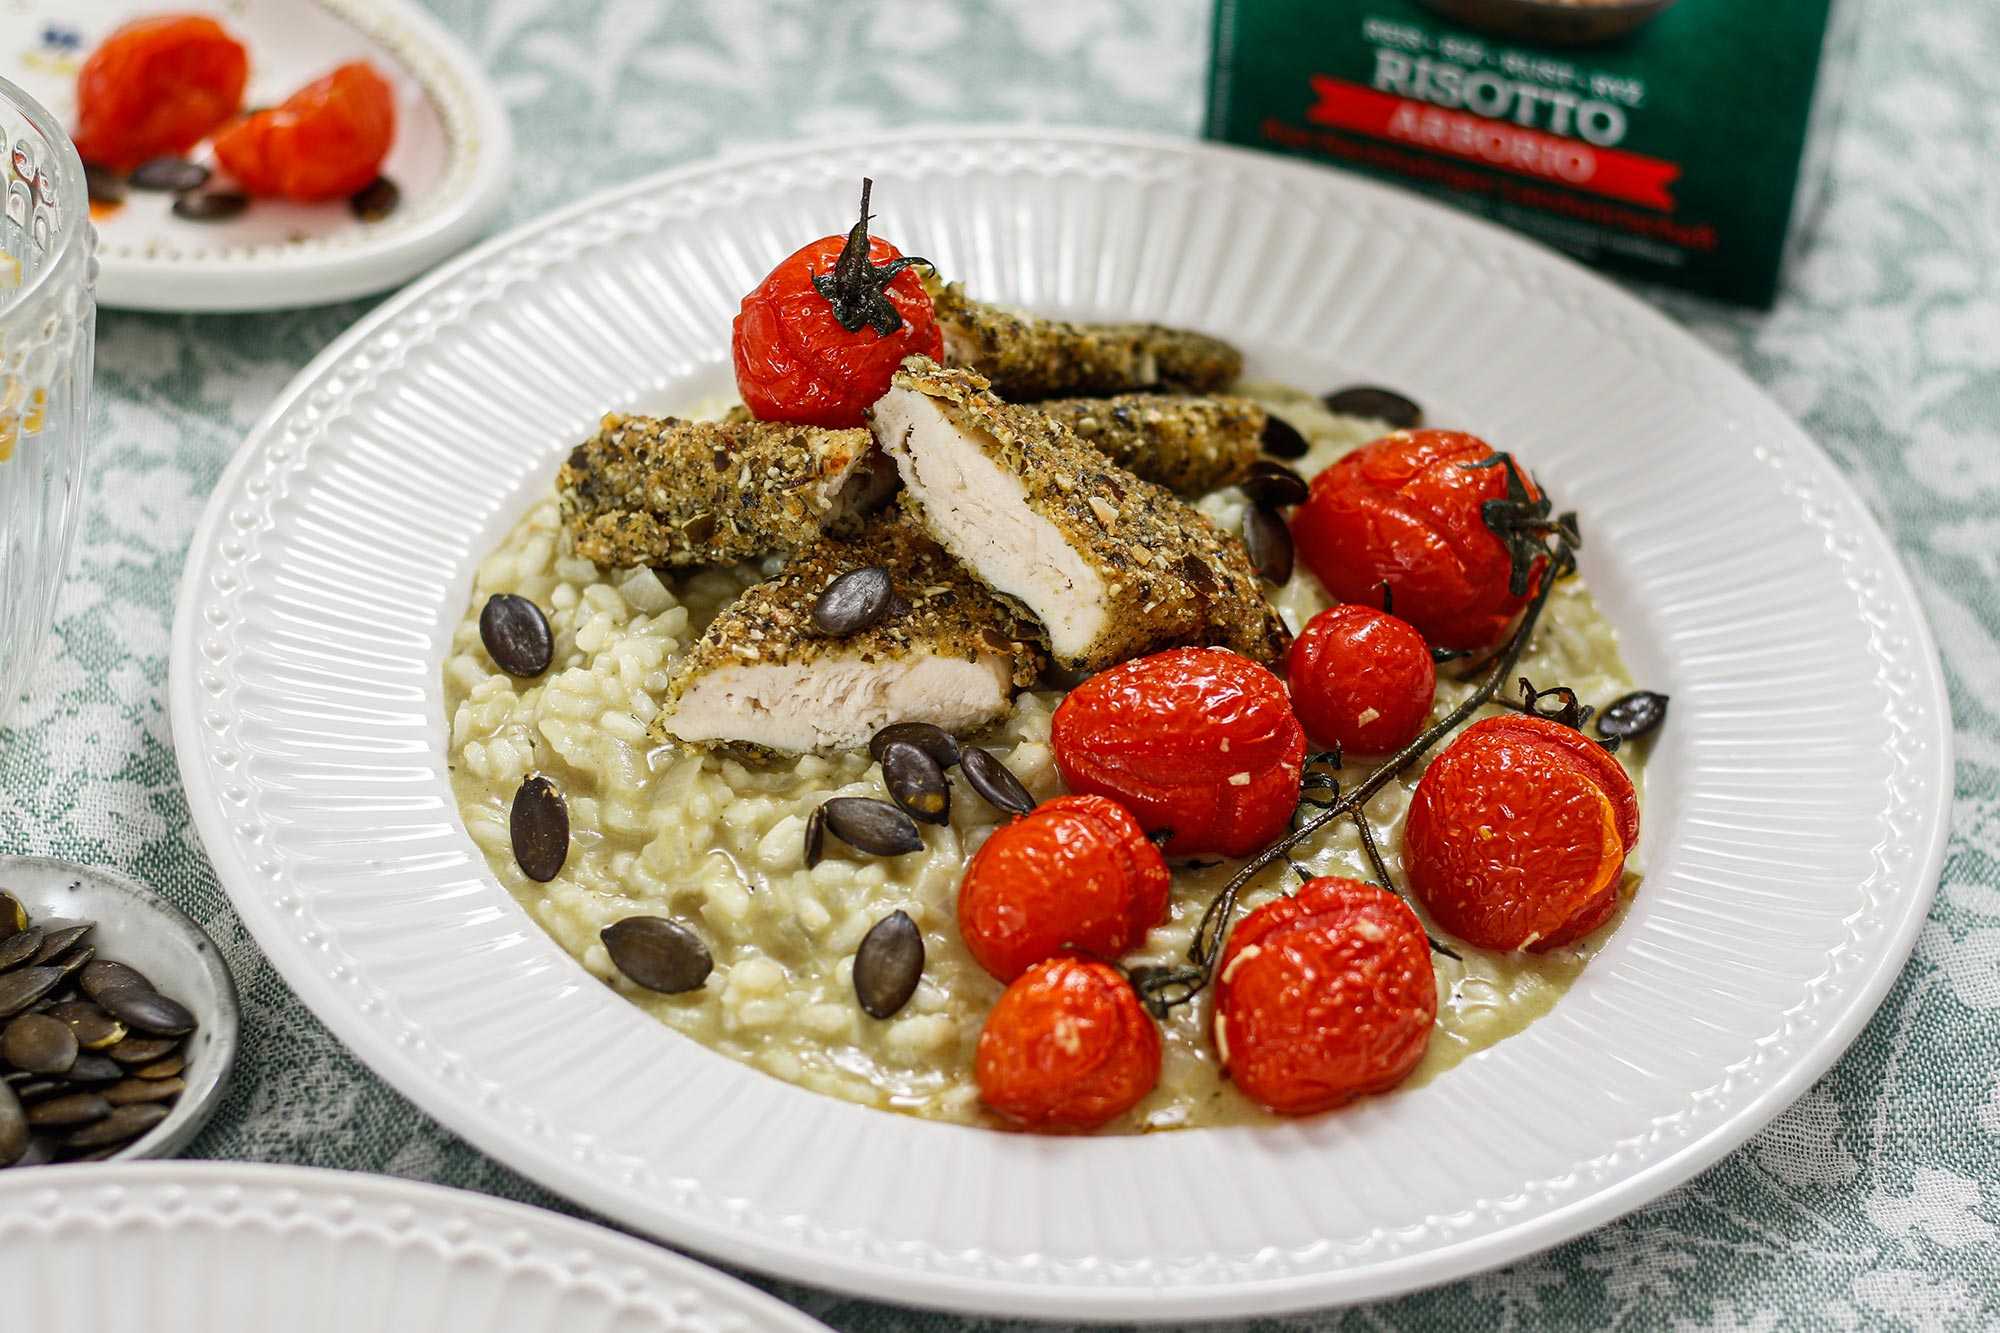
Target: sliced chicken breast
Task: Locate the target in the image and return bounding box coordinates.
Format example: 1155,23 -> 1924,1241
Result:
871,357 -> 1291,673
652,512 -> 1042,754
1032,393 -> 1266,494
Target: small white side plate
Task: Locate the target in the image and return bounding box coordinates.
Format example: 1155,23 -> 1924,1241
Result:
9,0 -> 511,310
0,1161 -> 828,1332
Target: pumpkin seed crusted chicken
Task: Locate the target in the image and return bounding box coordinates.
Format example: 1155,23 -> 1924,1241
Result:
558,413 -> 897,569
1031,393 -> 1266,494
871,357 -> 1291,674
925,277 -> 1242,402
651,511 -> 1043,755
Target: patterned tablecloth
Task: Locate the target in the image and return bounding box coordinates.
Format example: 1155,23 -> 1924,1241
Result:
6,1 -> 1997,1328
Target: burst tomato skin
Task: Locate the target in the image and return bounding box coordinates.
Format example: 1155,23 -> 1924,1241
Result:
212,62 -> 396,201
976,956 -> 1162,1131
1404,715 -> 1637,952
1052,647 -> 1306,858
732,234 -> 941,428
957,794 -> 1170,982
1291,430 -> 1543,650
1212,877 -> 1436,1116
1286,603 -> 1436,755
73,16 -> 249,172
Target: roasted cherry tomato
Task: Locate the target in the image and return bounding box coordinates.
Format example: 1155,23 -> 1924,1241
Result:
732,179 -> 941,429
1213,876 -> 1436,1116
957,794 -> 1169,982
212,62 -> 396,202
72,15 -> 248,172
1291,430 -> 1544,649
1286,603 -> 1436,755
976,956 -> 1161,1131
1052,647 -> 1305,858
1404,715 -> 1638,952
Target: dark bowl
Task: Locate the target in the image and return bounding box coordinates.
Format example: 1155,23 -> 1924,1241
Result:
1413,0 -> 1681,46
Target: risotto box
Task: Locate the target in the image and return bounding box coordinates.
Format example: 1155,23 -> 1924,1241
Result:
1205,0 -> 1860,306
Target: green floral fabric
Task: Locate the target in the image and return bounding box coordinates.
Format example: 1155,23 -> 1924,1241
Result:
5,1 -> 1996,1328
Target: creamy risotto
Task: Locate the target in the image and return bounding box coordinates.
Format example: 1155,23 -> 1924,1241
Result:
445,386 -> 1645,1132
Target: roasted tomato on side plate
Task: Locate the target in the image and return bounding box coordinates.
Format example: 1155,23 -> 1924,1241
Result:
976,956 -> 1161,1132
213,62 -> 397,202
1212,876 -> 1437,1116
1286,603 -> 1436,755
1052,646 -> 1305,858
73,15 -> 248,172
957,794 -> 1170,982
732,179 -> 941,429
1404,714 -> 1639,952
1292,429 -> 1544,650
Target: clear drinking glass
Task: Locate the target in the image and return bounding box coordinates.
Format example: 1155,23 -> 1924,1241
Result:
0,76 -> 94,732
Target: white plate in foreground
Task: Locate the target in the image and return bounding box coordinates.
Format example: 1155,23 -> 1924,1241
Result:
10,0 -> 509,310
0,1162 -> 825,1331
169,130 -> 1952,1320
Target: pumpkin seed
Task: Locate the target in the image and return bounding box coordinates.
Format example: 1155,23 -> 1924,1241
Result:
61,1102 -> 167,1151
350,175 -> 401,223
852,911 -> 924,1019
134,1052 -> 185,1081
511,774 -> 570,882
880,741 -> 950,826
820,797 -> 924,857
11,1079 -> 63,1102
0,1081 -> 24,1166
1243,504 -> 1294,586
479,593 -> 554,678
803,805 -> 827,869
25,1092 -> 109,1130
81,959 -> 154,1000
63,1053 -> 124,1083
960,747 -> 1036,817
104,1076 -> 185,1107
1321,385 -> 1422,430
83,162 -> 128,207
867,722 -> 960,769
94,987 -> 196,1038
1596,690 -> 1669,742
48,946 -> 93,981
129,157 -> 210,192
601,917 -> 712,994
0,892 -> 26,937
48,1003 -> 123,1051
0,967 -> 61,1018
0,1014 -> 76,1075
1260,413 -> 1309,459
0,927 -> 43,973
107,1035 -> 178,1066
170,188 -> 249,222
812,566 -> 896,636
1238,459 -> 1309,509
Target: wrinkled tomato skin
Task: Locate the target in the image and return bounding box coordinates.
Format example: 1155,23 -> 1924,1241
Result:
212,62 -> 396,201
1286,604 -> 1436,755
957,794 -> 1170,982
1291,430 -> 1543,650
1052,647 -> 1305,858
1212,877 -> 1436,1116
976,957 -> 1162,1132
73,16 -> 248,172
732,234 -> 941,428
1404,717 -> 1634,952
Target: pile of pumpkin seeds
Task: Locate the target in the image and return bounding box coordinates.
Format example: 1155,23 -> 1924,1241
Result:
0,891 -> 198,1168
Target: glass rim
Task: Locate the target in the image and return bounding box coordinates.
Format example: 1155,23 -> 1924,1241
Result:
0,71 -> 89,316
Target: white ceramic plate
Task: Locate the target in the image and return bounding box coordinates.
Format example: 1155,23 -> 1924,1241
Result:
0,1161 -> 826,1331
11,0 -> 510,310
168,130 -> 1953,1320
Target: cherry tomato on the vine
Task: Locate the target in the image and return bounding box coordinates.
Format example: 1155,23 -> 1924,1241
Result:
73,15 -> 248,172
1052,647 -> 1305,858
957,794 -> 1169,982
213,62 -> 396,202
976,956 -> 1161,1132
732,180 -> 941,428
1286,603 -> 1436,755
1212,876 -> 1436,1116
1404,714 -> 1638,952
1291,430 -> 1544,650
